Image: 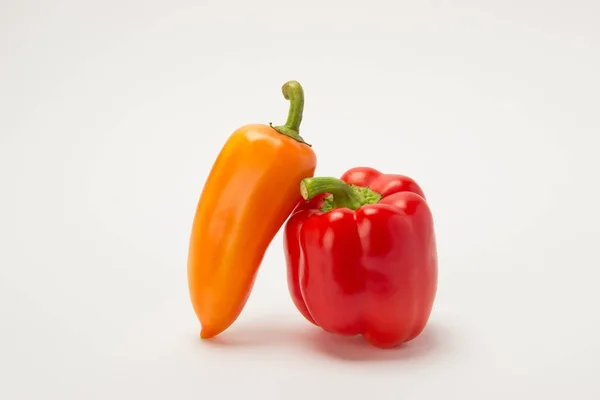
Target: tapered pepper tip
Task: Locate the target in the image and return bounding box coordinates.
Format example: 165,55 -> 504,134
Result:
200,327 -> 218,339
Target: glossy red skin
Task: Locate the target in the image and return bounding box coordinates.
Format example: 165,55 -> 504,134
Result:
284,167 -> 438,348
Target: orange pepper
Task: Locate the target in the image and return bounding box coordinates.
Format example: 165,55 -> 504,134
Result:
187,81 -> 317,339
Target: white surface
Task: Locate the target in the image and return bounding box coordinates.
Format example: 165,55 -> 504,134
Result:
1,0 -> 599,399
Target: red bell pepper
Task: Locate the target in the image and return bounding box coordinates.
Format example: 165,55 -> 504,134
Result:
284,167 -> 438,348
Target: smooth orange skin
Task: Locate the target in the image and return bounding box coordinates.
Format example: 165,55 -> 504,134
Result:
187,123 -> 316,339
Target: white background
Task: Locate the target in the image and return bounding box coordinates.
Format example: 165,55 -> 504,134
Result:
1,0 -> 599,399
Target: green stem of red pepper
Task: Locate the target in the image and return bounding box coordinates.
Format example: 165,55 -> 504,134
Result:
300,177 -> 383,212
270,81 -> 310,146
